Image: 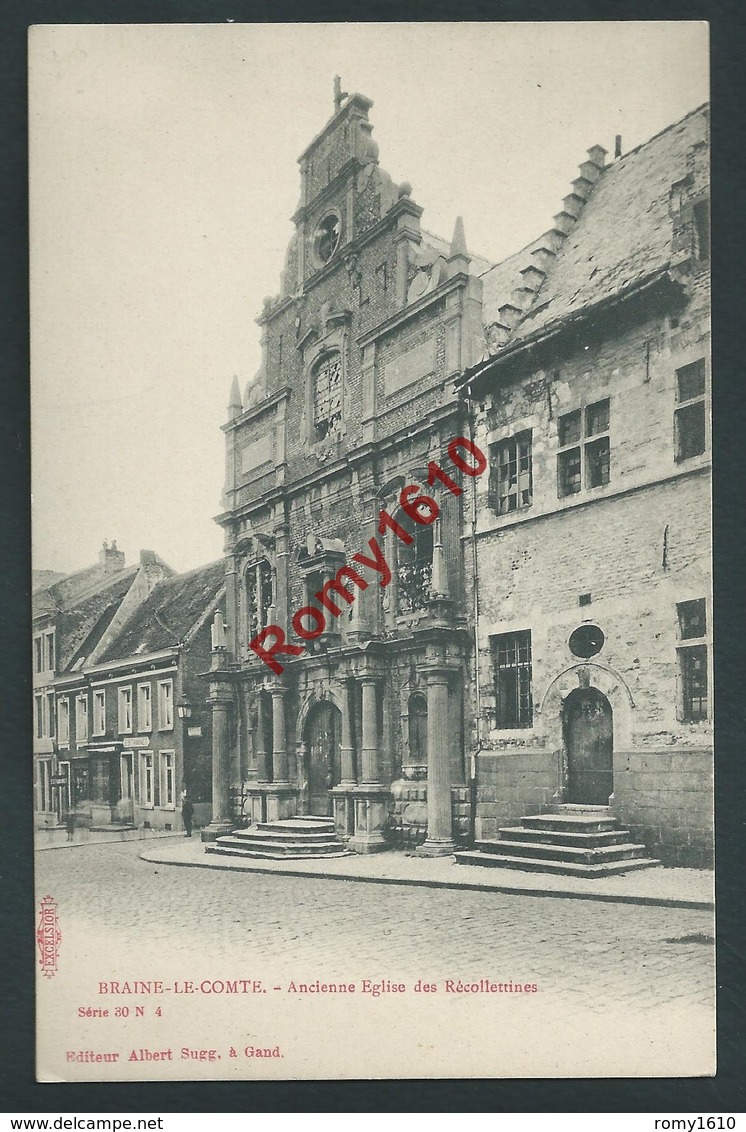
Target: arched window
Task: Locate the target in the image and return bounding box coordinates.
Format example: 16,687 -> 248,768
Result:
397,522 -> 433,614
245,559 -> 274,639
312,352 -> 342,441
408,692 -> 428,765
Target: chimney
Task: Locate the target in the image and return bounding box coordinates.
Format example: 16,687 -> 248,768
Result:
615,135 -> 623,159
99,539 -> 125,574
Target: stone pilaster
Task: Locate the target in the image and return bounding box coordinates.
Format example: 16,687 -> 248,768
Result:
419,665 -> 456,856
256,690 -> 271,783
264,683 -> 297,821
348,674 -> 388,853
339,679 -> 356,786
271,683 -> 289,784
201,680 -> 235,842
359,676 -> 380,785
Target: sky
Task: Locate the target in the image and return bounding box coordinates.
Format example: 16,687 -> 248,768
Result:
29,21 -> 709,576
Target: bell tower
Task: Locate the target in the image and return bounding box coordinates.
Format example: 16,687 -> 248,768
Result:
292,80 -> 380,283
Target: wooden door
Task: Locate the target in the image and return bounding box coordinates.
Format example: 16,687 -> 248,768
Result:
564,688 -> 613,805
305,703 -> 342,816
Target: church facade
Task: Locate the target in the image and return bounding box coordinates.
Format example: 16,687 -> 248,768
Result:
206,88 -> 711,866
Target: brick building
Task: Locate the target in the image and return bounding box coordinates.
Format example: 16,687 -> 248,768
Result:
33,547 -> 224,833
458,105 -> 711,866
206,90 -> 710,866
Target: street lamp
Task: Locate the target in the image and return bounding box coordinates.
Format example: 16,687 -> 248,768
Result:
177,694 -> 193,807
176,694 -> 192,721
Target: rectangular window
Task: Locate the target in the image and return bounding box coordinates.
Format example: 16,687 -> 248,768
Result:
585,400 -> 610,436
45,631 -> 55,672
160,751 -> 175,809
558,409 -> 582,447
693,199 -> 710,262
46,692 -> 56,738
558,446 -> 582,496
158,680 -> 174,731
138,683 -> 153,732
675,359 -> 708,462
491,431 -> 533,515
677,359 -> 706,402
558,398 -> 611,497
678,598 -> 707,640
139,752 -> 154,807
676,598 -> 709,722
38,760 -> 52,812
76,695 -> 89,743
58,699 -> 70,744
680,645 -> 708,721
585,436 -> 610,489
34,693 -> 44,739
34,636 -> 43,674
118,687 -> 133,733
492,630 -> 533,729
92,689 -> 106,736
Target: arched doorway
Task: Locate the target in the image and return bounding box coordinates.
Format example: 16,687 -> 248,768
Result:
304,701 -> 342,816
563,687 -> 613,805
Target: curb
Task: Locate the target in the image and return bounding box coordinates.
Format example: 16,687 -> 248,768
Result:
138,848 -> 714,911
36,832 -> 186,852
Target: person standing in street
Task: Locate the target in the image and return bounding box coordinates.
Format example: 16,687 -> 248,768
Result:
181,790 -> 194,837
64,810 -> 76,842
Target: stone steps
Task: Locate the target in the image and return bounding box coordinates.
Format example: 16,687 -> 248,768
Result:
453,850 -> 660,879
206,815 -> 350,861
475,838 -> 650,866
495,826 -> 631,848
455,808 -> 659,878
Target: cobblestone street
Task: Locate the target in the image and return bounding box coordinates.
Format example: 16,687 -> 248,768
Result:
35,840 -> 716,1081
37,839 -> 716,1007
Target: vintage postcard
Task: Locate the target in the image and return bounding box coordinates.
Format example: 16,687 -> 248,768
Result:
30,21 -> 714,1082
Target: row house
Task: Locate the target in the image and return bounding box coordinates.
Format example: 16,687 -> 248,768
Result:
33,546 -> 224,833
33,542 -> 172,826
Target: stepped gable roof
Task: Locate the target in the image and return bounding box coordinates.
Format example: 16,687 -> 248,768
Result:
55,570 -> 138,672
479,236 -> 546,327
32,569 -> 66,593
97,560 -> 226,663
508,104 -> 709,350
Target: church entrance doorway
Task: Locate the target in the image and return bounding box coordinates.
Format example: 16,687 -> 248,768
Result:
563,687 -> 613,805
304,701 -> 342,816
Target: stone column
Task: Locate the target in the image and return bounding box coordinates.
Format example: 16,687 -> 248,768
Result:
419,667 -> 455,855
339,680 -> 356,786
271,685 -> 288,784
332,679 -> 357,840
360,677 -> 380,784
256,691 -> 271,783
264,682 -> 298,822
349,673 -> 388,854
201,683 -> 234,842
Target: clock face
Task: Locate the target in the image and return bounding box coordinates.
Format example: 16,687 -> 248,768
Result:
568,624 -> 605,659
314,213 -> 340,265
